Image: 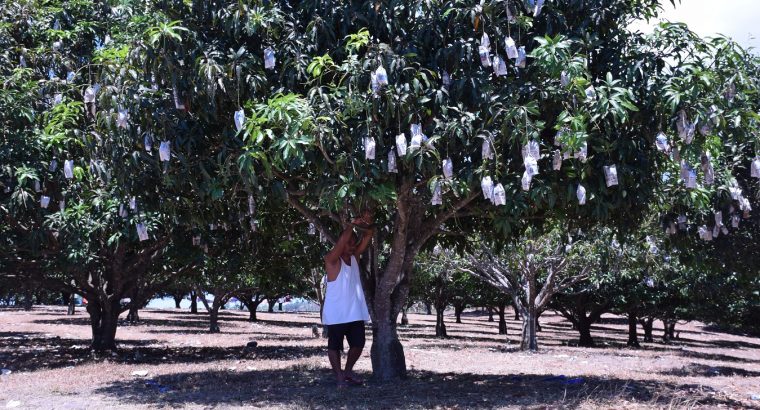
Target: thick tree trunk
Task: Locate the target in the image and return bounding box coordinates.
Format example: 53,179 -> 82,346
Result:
520,308 -> 538,351
400,308 -> 408,326
668,321 -> 677,339
640,317 -> 654,342
425,303 -> 432,315
209,304 -> 221,333
370,319 -> 406,382
87,299 -> 121,352
454,304 -> 464,324
434,306 -> 447,338
245,301 -> 261,321
577,317 -> 595,347
267,299 -> 276,313
487,307 -> 494,322
173,295 -> 183,309
497,303 -> 507,335
627,309 -> 640,347
190,290 -> 198,314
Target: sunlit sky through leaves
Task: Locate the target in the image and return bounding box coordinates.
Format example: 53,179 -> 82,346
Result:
631,0 -> 759,52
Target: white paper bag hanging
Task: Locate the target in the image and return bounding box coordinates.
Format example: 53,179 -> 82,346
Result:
20,55 -> 26,67
115,108 -> 128,129
119,203 -> 127,218
248,194 -> 256,215
49,159 -> 57,172
751,157 -> 760,178
715,211 -> 723,228
83,86 -> 96,103
604,165 -> 618,187
136,223 -> 149,241
431,181 -> 443,205
364,137 -> 376,160
560,71 -> 570,87
655,132 -> 669,153
704,163 -> 714,186
577,184 -> 587,205
678,215 -> 687,230
63,160 -> 74,179
669,221 -> 677,235
442,158 -> 454,179
159,141 -> 171,162
482,139 -> 493,160
40,195 -> 50,208
731,213 -> 740,228
522,140 -> 539,161
308,223 -> 316,236
144,133 -> 153,151
192,235 -> 201,246
685,168 -> 697,188
585,86 -> 596,100
729,186 -> 742,201
264,47 -> 276,70
521,171 -> 532,191
493,55 -> 508,76
677,110 -> 695,144
515,47 -> 527,68
234,108 -> 246,132
504,37 -> 518,59
481,176 -> 494,200
210,223 -> 217,231
575,141 -> 588,162
395,133 -> 407,156
478,46 -> 491,67
410,133 -> 422,149
129,196 -> 136,210
250,219 -> 257,232
59,200 -> 65,210
721,226 -> 729,236
375,66 -> 388,87
525,157 -> 539,177
370,72 -> 379,94
712,225 -> 720,238
493,183 -> 507,206
388,149 -> 398,173
442,71 -> 451,88
34,180 -> 41,192
553,150 -> 562,171
173,85 -> 185,110
481,32 -> 491,50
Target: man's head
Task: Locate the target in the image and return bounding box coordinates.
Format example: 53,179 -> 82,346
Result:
342,232 -> 359,257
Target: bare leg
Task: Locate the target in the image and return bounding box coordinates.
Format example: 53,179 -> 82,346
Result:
344,347 -> 364,383
327,349 -> 344,384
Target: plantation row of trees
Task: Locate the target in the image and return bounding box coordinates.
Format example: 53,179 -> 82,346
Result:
1,0 -> 759,381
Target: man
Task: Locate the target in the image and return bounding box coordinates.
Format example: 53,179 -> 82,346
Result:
322,211 -> 374,389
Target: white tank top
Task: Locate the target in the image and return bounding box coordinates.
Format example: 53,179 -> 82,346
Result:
322,255 -> 371,325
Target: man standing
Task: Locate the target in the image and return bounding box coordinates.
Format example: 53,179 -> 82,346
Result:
322,211 -> 374,388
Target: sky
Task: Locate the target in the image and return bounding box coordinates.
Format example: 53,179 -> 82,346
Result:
631,0 -> 760,51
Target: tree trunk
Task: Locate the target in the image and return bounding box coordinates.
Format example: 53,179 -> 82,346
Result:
267,299 -> 276,313
400,308 -> 409,326
487,307 -> 494,322
668,321 -> 677,339
278,302 -> 283,311
370,319 -> 406,382
209,304 -> 221,333
434,306 -> 447,338
87,299 -> 121,352
67,293 -> 76,315
640,317 -> 654,342
497,303 -> 507,335
535,310 -> 542,332
627,309 -> 640,348
173,294 -> 183,309
190,290 -> 198,314
22,288 -> 33,311
126,305 -> 140,323
512,302 -> 520,320
661,318 -> 671,342
454,304 -> 464,324
577,316 -> 595,347
520,307 -> 538,351
425,303 -> 432,315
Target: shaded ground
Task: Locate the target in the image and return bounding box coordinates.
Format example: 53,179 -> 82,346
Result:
1,306 -> 759,409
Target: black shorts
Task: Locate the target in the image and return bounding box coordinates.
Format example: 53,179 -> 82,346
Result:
326,320 -> 366,351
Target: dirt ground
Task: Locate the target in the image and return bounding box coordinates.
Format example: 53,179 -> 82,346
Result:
1,306 -> 759,409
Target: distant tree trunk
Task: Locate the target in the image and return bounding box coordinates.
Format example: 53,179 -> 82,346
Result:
497,303 -> 507,336
454,303 -> 465,324
425,303 -> 432,315
667,321 -> 677,339
535,310 -> 543,332
22,288 -> 33,311
640,317 -> 654,342
267,298 -> 276,313
627,309 -> 640,347
487,307 -> 495,322
577,315 -> 595,347
278,302 -> 283,311
67,293 -> 76,315
520,306 -> 538,351
209,304 -> 221,333
173,294 -> 183,309
126,305 -> 140,323
661,318 -> 672,342
400,308 -> 409,325
512,302 -> 520,321
434,304 -> 447,338
190,290 -> 198,314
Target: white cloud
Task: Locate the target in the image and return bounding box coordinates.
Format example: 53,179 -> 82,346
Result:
632,0 -> 759,51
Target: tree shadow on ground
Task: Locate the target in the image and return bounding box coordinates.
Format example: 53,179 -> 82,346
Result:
93,367 -> 752,409
661,363 -> 760,378
0,331 -> 325,372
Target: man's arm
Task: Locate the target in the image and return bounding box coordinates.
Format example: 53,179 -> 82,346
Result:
324,227 -> 354,281
353,227 -> 375,257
